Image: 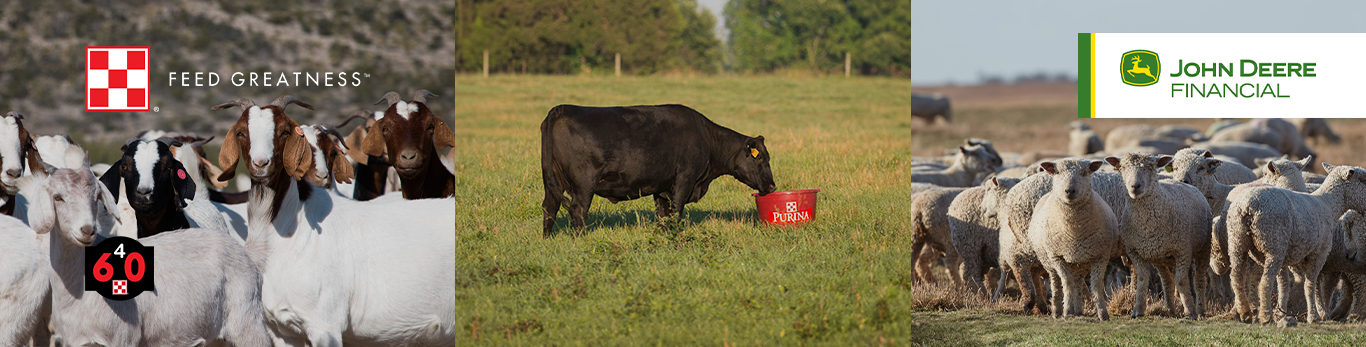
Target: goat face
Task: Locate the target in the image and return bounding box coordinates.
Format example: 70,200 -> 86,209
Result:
361,91 -> 454,180
0,112 -> 33,193
213,96 -> 315,184
28,166 -> 118,247
299,124 -> 354,188
100,138 -> 195,215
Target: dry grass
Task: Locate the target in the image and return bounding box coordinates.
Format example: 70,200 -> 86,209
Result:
911,83 -> 1366,173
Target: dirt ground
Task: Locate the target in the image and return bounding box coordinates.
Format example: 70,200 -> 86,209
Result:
911,82 -> 1362,173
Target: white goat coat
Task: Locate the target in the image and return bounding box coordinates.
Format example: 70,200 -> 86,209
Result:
250,180 -> 454,347
172,145 -> 234,239
0,215 -> 49,346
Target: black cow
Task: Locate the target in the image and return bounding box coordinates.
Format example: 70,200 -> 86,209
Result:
540,104 -> 777,237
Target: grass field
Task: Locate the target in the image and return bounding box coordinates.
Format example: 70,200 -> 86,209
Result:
452,75 -> 917,345
909,83 -> 1366,344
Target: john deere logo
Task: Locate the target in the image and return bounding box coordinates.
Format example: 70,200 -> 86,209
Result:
1121,50 -> 1160,86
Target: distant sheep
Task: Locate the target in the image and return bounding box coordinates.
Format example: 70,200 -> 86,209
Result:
912,93 -> 952,123
1185,140 -> 1281,169
912,146 -> 997,187
1289,118 -> 1341,145
1105,124 -> 1197,154
1068,121 -> 1103,156
1026,158 -> 1121,320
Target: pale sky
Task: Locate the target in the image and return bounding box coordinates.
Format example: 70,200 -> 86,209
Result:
697,0 -> 729,41
912,0 -> 1366,85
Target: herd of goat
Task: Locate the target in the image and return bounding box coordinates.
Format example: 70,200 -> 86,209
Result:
0,91 -> 456,346
910,118 -> 1366,326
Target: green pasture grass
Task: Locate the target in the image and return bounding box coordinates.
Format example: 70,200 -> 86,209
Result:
452,74 -> 917,345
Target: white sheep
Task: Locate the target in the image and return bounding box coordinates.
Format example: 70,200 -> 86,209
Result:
1106,154 -> 1211,319
948,177 -> 1018,295
911,187 -> 969,286
20,163 -> 271,346
1288,118 -> 1341,145
1026,158 -> 1121,320
1161,148 -> 1257,185
213,96 -> 455,346
1185,140 -> 1282,169
1067,121 -> 1103,156
1314,209 -> 1366,321
912,146 -> 997,187
1223,163 -> 1366,324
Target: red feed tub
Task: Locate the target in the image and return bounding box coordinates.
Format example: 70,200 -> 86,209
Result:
753,189 -> 820,225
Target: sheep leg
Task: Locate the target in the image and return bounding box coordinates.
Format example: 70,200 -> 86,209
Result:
1260,260 -> 1285,324
1089,261 -> 1111,321
1047,265 -> 1065,318
1032,267 -> 1051,316
1158,265 -> 1179,316
1058,265 -> 1082,318
1327,273 -> 1350,320
986,267 -> 1001,301
1300,268 -> 1322,323
945,252 -> 966,288
1229,254 -> 1253,322
1129,255 -> 1152,318
1347,274 -> 1366,320
1174,260 -> 1198,319
959,247 -> 984,295
909,241 -> 928,284
1193,259 -> 1210,318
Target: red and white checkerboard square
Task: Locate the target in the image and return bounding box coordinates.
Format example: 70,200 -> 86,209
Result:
113,279 -> 128,295
86,47 -> 150,112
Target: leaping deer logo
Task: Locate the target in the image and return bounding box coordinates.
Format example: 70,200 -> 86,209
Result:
1127,56 -> 1154,80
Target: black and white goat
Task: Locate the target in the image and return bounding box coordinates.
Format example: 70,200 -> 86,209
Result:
98,138 -> 205,238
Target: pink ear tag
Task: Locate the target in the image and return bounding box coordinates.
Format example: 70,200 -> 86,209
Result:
178,169 -> 187,180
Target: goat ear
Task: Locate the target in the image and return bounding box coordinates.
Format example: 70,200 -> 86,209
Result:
431,116 -> 455,150
99,158 -> 123,203
27,149 -> 52,180
283,128 -> 313,181
361,123 -> 387,159
200,157 -> 230,189
168,159 -> 194,208
26,183 -> 53,235
218,123 -> 242,182
97,180 -> 120,224
330,147 -> 354,184
345,128 -> 369,165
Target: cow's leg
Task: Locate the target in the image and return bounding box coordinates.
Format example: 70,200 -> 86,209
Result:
566,187 -> 594,234
667,179 -> 695,229
541,188 -> 563,238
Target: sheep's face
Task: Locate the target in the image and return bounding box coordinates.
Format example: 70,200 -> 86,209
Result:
1259,155 -> 1311,192
1168,150 -> 1221,193
1040,158 -> 1102,204
1323,163 -> 1366,212
100,139 -> 195,216
0,113 -> 31,193
362,99 -> 454,180
958,145 -> 996,173
298,124 -> 354,188
1342,211 -> 1366,263
1107,154 -> 1173,200
214,96 -> 315,185
48,169 -> 115,247
965,139 -> 1003,167
981,177 -> 1019,221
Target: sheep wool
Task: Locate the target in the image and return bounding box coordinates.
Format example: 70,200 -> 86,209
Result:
1026,158 -> 1119,320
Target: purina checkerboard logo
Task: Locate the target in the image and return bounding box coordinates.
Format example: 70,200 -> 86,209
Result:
85,46 -> 150,112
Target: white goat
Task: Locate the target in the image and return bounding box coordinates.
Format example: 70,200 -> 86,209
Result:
21,163 -> 272,347
0,214 -> 50,346
214,96 -> 454,347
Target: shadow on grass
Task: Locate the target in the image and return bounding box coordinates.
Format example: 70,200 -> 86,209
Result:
546,205 -> 757,236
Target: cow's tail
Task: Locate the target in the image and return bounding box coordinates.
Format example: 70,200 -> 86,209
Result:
540,106 -> 566,200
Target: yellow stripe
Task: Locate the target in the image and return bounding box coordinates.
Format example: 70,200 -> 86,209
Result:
1089,33 -> 1096,118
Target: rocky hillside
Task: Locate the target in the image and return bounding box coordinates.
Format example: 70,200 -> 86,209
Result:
0,0 -> 454,142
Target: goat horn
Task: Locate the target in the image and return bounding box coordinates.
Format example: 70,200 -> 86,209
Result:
155,137 -> 183,148
411,90 -> 438,104
211,98 -> 256,111
374,92 -> 401,106
4,111 -> 21,120
337,110 -> 373,129
270,95 -> 315,111
122,138 -> 140,152
318,124 -> 348,150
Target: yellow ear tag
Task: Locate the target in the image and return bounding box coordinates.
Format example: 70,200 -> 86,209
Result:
750,148 -> 760,158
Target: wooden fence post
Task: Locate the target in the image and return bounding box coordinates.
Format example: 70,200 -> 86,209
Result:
483,49 -> 489,78
615,53 -> 621,77
845,52 -> 851,77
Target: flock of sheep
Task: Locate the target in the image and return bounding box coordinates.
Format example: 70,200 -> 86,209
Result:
0,92 -> 456,346
910,118 -> 1366,326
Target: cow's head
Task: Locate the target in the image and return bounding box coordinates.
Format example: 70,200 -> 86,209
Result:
361,90 -> 454,180
733,135 -> 776,195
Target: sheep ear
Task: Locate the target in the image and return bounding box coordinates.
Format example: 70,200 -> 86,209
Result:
97,180 -> 120,224
1206,160 -> 1222,174
1255,158 -> 1271,167
361,122 -> 387,159
990,177 -> 999,187
1324,162 -> 1338,173
1266,161 -> 1278,174
167,159 -> 194,208
1087,160 -> 1104,173
431,116 -> 455,150
958,146 -> 968,155
1104,156 -> 1121,168
1040,162 -> 1057,175
283,127 -> 314,181
1156,155 -> 1174,168
217,123 -> 242,182
1201,150 -> 1214,158
1296,155 -> 1313,169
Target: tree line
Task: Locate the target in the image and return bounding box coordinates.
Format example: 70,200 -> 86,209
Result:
455,0 -> 910,77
